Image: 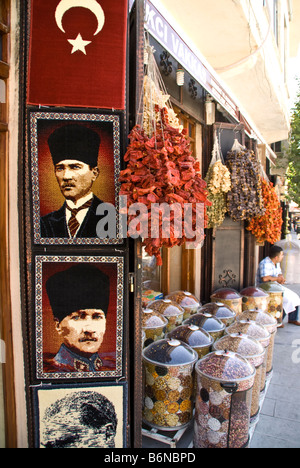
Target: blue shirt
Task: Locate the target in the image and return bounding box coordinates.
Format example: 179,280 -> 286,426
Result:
256,257 -> 282,286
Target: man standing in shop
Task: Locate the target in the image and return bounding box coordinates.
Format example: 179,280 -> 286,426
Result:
256,245 -> 300,327
44,263 -> 115,373
40,124 -> 104,239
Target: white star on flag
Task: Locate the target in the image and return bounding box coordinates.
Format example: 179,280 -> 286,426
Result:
68,33 -> 91,55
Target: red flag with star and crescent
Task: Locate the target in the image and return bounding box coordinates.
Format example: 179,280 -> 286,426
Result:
27,0 -> 128,109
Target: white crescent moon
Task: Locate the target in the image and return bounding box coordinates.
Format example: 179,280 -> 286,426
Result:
55,0 -> 105,36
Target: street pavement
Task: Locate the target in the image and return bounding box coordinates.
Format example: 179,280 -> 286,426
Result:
250,281 -> 300,448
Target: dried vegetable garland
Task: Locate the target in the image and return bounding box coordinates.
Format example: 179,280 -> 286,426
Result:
119,42 -> 210,265
205,160 -> 231,229
247,178 -> 283,244
119,108 -> 210,265
226,141 -> 265,222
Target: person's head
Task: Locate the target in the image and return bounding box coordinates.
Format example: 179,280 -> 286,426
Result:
41,391 -> 117,448
269,245 -> 284,263
55,308 -> 106,356
48,125 -> 100,203
46,264 -> 110,356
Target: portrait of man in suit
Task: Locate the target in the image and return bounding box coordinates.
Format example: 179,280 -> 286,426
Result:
40,124 -> 104,239
29,111 -> 122,244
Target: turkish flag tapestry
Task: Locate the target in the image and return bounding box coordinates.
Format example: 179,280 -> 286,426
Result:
27,0 -> 128,109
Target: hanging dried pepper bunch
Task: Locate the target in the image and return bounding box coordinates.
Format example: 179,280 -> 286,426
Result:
205,160 -> 231,229
247,178 -> 283,244
226,143 -> 265,221
119,107 -> 210,265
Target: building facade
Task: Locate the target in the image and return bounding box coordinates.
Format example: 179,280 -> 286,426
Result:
0,0 -> 298,448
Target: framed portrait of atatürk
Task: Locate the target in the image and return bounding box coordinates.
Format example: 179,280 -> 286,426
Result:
33,255 -> 125,380
28,109 -> 124,245
33,382 -> 128,448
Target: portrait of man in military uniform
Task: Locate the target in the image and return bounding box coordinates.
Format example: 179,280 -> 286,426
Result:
43,263 -> 115,374
35,257 -> 124,379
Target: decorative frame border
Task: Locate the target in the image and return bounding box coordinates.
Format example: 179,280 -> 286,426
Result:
33,382 -> 128,448
29,109 -> 124,245
35,255 -> 124,380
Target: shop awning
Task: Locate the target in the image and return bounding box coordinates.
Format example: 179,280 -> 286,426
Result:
145,0 -> 290,149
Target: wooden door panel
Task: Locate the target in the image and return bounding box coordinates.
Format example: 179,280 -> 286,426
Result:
212,217 -> 244,291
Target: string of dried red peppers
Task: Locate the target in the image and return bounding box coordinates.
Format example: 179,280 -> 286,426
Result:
119,107 -> 210,265
246,178 -> 283,244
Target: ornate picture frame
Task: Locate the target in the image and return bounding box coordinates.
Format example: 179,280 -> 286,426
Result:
28,109 -> 124,245
33,382 -> 128,448
34,255 -> 125,380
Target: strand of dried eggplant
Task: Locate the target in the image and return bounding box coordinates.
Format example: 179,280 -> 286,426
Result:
226,148 -> 265,222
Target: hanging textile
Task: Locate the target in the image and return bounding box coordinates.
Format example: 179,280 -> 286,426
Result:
27,0 -> 128,109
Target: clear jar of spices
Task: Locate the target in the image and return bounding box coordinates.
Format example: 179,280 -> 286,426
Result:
237,309 -> 277,378
142,339 -> 198,431
194,350 -> 255,448
213,333 -> 265,426
225,320 -> 271,393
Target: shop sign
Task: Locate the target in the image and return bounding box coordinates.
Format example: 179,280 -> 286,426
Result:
145,0 -> 240,121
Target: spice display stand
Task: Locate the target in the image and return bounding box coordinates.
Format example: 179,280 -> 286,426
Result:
142,375 -> 272,449
142,422 -> 193,448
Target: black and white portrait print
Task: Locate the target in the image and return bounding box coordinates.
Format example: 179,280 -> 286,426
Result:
35,384 -> 127,448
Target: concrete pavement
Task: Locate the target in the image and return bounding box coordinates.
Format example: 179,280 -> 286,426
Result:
250,282 -> 300,448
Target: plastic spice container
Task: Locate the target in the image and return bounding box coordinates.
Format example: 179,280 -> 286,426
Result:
258,282 -> 284,325
225,320 -> 271,393
194,350 -> 255,448
148,299 -> 184,332
210,288 -> 243,316
240,286 -> 270,313
237,309 -> 277,377
199,302 -> 236,327
213,333 -> 265,426
142,339 -> 198,431
167,325 -> 214,359
165,291 -> 201,320
142,309 -> 169,348
184,313 -> 226,342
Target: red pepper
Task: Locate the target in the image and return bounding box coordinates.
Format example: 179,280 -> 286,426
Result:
119,109 -> 211,264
